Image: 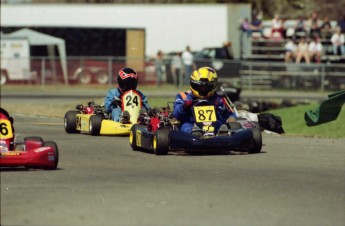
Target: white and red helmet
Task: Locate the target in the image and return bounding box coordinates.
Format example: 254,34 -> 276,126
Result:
117,68 -> 138,92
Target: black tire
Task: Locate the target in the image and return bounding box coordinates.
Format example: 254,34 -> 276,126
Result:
96,71 -> 109,84
153,128 -> 170,155
89,115 -> 103,136
249,126 -> 262,154
64,111 -> 80,134
78,70 -> 92,84
43,141 -> 59,170
129,124 -> 144,151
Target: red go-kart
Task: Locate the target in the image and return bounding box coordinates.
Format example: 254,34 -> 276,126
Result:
0,108 -> 59,170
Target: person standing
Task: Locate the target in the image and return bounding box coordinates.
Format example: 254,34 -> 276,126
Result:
181,46 -> 194,86
171,52 -> 183,87
155,50 -> 165,86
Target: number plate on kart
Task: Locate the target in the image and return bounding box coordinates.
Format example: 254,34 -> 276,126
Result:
193,106 -> 216,123
0,119 -> 13,139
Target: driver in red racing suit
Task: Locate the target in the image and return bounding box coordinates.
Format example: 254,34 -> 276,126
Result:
173,67 -> 236,135
104,68 -> 150,122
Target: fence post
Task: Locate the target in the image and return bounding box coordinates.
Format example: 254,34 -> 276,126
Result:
320,64 -> 325,91
41,58 -> 45,88
108,57 -> 112,88
249,63 -> 253,89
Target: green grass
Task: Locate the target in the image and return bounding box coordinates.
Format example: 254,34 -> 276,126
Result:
267,103 -> 345,138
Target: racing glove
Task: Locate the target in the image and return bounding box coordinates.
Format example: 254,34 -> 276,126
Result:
76,104 -> 84,111
183,100 -> 193,110
112,98 -> 122,108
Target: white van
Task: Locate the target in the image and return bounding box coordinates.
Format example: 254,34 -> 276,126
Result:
0,37 -> 33,85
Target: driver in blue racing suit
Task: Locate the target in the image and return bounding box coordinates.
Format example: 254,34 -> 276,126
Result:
104,68 -> 150,122
173,67 -> 236,135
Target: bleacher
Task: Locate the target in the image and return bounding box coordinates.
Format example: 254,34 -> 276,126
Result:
243,20 -> 343,60
239,19 -> 345,91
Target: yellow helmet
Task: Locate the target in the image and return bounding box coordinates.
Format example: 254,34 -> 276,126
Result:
190,67 -> 218,99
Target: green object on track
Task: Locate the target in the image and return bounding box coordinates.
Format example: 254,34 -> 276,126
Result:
305,90 -> 345,126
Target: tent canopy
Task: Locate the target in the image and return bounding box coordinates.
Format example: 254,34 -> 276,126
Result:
5,28 -> 68,84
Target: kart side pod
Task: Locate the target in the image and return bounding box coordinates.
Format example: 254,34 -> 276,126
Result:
0,137 -> 59,170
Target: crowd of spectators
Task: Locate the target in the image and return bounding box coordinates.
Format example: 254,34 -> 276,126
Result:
240,12 -> 345,64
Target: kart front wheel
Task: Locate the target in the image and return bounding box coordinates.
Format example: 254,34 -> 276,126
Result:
129,124 -> 144,151
43,141 -> 59,170
153,128 -> 169,155
64,111 -> 80,134
89,115 -> 103,136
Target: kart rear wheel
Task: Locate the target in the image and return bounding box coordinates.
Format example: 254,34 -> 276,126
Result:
43,141 -> 59,170
89,115 -> 103,136
129,124 -> 144,151
249,126 -> 262,154
153,128 -> 169,155
64,111 -> 80,134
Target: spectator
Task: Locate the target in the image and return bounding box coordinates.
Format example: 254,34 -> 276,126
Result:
271,14 -> 284,38
294,15 -> 307,39
337,13 -> 345,34
308,11 -> 321,38
295,36 -> 310,64
308,35 -> 323,64
171,52 -> 183,87
240,17 -> 251,37
155,50 -> 165,86
284,38 -> 297,63
181,46 -> 194,85
330,27 -> 345,55
320,16 -> 333,39
250,14 -> 263,38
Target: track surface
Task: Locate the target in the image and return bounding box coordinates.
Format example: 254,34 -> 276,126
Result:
1,115 -> 345,226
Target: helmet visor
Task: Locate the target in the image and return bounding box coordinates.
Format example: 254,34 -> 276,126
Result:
120,77 -> 138,92
191,79 -> 216,97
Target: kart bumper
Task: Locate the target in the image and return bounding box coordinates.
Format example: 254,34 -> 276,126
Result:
169,129 -> 253,151
100,120 -> 132,135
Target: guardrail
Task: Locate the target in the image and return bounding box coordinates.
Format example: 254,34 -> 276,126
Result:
240,61 -> 345,91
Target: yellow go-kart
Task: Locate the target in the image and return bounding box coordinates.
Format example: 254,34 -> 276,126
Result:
64,90 -> 142,136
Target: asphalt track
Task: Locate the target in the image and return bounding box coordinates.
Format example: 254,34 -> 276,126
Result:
1,114 -> 345,226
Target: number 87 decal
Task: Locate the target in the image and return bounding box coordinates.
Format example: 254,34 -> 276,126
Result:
194,106 -> 217,122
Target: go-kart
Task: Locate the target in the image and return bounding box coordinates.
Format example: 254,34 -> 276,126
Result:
64,90 -> 142,136
0,108 -> 59,170
129,99 -> 262,155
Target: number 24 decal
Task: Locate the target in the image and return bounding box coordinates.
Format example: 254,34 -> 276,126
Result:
125,95 -> 139,106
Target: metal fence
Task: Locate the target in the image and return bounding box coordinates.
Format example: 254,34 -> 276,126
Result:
1,56 -> 344,91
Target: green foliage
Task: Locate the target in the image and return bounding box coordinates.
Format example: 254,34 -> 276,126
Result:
268,103 -> 345,138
